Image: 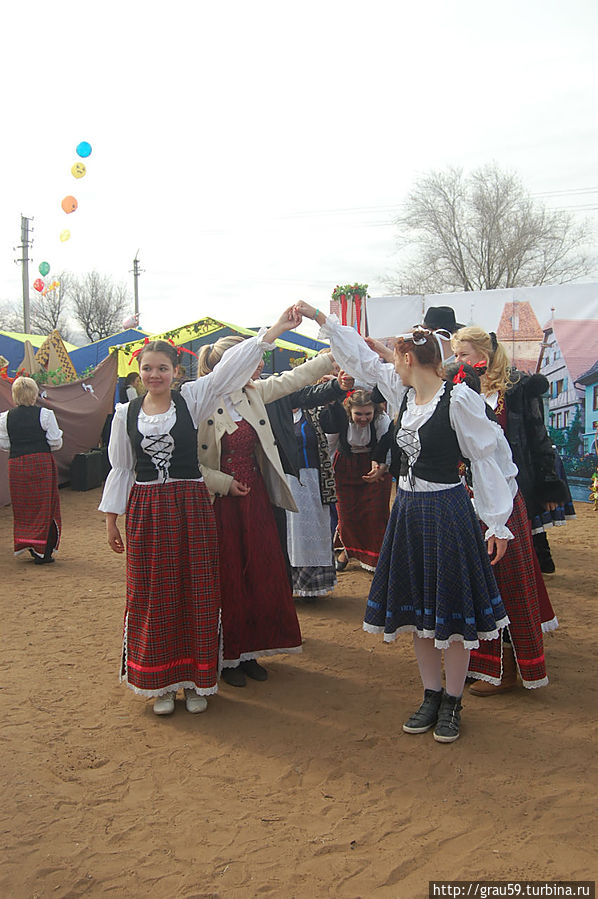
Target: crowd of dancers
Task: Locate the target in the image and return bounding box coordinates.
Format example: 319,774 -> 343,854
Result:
1,302 -> 572,743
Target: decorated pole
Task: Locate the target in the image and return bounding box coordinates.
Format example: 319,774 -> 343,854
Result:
331,283 -> 369,334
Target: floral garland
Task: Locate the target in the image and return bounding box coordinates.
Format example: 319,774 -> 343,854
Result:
331,283 -> 369,332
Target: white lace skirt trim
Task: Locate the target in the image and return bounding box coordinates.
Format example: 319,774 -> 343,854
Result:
363,616 -> 509,651
122,679 -> 219,698
521,676 -> 549,689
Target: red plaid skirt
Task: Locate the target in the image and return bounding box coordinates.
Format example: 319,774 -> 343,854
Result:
215,422 -> 302,665
123,479 -> 221,696
9,453 -> 61,556
334,451 -> 392,569
469,490 -> 549,687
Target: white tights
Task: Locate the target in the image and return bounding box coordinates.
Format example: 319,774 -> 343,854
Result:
412,633 -> 470,698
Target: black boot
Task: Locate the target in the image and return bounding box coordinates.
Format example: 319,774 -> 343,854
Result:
240,659 -> 268,681
533,531 -> 555,574
402,688 -> 443,734
221,666 -> 246,687
433,692 -> 462,743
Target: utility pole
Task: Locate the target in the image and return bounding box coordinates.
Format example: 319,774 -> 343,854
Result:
15,215 -> 33,333
131,250 -> 144,325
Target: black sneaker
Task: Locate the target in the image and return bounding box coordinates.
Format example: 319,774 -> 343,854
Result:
433,692 -> 462,743
402,689 -> 443,733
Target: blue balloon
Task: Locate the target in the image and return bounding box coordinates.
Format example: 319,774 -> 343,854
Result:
76,141 -> 92,158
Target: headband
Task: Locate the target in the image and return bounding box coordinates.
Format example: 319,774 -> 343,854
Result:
129,337 -> 198,365
395,326 -> 452,358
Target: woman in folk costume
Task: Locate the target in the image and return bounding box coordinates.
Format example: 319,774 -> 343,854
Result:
283,373 -> 351,601
197,339 -> 336,688
295,301 -> 515,744
0,376 -> 62,564
99,308 -> 299,716
319,388 -> 392,572
452,326 -> 563,695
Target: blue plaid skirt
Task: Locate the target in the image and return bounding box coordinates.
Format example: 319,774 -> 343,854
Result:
364,484 -> 509,649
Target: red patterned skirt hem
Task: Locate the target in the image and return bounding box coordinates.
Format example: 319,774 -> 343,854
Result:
123,480 -> 221,693
9,453 -> 61,555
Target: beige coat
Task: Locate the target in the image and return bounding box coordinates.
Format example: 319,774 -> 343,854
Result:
198,354 -> 334,511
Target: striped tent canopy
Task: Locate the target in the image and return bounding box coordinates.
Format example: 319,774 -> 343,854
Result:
111,317 -> 319,378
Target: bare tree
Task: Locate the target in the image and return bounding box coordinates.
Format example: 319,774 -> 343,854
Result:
0,301 -> 24,332
68,272 -> 130,341
385,164 -> 597,294
29,273 -> 74,342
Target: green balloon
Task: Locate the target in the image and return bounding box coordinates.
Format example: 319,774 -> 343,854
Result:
39,261 -> 50,277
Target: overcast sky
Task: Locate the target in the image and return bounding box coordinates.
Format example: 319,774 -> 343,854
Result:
2,0 -> 597,341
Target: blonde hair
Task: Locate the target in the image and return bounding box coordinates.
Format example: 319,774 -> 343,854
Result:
197,336 -> 244,376
12,376 -> 39,406
452,326 -> 515,395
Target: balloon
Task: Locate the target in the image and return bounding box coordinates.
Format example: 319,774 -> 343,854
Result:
61,195 -> 78,214
60,229 -> 71,242
71,162 -> 87,178
76,141 -> 92,158
33,278 -> 44,292
39,261 -> 50,276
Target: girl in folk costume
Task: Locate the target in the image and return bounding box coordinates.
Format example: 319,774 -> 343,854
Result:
197,338 -> 335,688
99,308 -> 299,716
295,302 -> 515,743
0,376 -> 62,564
452,326 -> 563,695
320,388 -> 392,572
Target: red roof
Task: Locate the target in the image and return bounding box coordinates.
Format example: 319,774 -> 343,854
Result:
545,319 -> 598,383
497,301 -> 543,341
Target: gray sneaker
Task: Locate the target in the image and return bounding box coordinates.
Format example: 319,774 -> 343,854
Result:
433,692 -> 462,743
403,689 -> 443,733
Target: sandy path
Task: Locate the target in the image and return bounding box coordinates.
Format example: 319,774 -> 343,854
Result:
1,490 -> 596,898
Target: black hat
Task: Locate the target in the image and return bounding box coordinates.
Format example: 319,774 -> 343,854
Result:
423,306 -> 464,334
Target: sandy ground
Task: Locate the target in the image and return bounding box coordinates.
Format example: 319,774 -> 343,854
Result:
1,488 -> 596,899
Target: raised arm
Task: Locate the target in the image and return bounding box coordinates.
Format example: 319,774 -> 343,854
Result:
183,306 -> 304,424
294,301 -> 405,407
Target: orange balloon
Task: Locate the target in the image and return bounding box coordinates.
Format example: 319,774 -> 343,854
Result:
61,195 -> 78,214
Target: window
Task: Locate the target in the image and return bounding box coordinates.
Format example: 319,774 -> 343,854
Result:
593,385 -> 598,411
556,379 -> 564,396
563,411 -> 569,428
556,413 -> 562,428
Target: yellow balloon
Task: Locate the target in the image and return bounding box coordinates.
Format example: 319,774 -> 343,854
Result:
60,229 -> 71,242
71,162 -> 87,179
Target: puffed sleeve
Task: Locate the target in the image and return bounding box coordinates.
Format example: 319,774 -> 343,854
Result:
98,404 -> 135,515
40,408 -> 63,450
318,315 -> 406,407
449,383 -> 517,541
374,411 -> 391,441
181,328 -> 275,425
0,411 -> 9,452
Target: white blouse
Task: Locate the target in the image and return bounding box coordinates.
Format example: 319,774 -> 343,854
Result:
319,315 -> 517,540
0,406 -> 63,452
99,328 -> 274,515
326,411 -> 391,457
